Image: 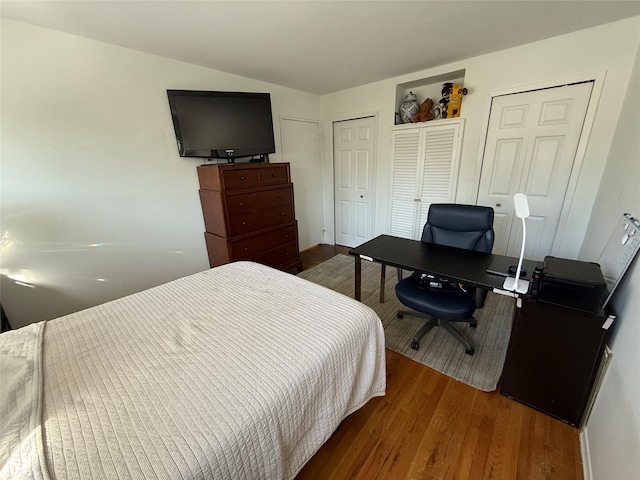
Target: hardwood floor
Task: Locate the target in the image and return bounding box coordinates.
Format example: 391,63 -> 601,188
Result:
296,244 -> 584,480
299,243 -> 350,270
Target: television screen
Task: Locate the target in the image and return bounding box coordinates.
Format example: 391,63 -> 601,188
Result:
167,90 -> 276,160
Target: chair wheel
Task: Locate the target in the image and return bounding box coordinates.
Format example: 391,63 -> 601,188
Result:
465,348 -> 475,356
411,340 -> 419,350
397,313 -> 404,319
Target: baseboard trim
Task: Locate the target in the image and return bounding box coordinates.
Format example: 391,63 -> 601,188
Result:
578,344 -> 613,480
580,429 -> 593,480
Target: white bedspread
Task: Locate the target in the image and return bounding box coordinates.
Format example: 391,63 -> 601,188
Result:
0,261 -> 386,480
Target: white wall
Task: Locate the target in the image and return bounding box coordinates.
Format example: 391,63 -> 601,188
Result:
579,46 -> 640,480
320,17 -> 640,259
0,19 -> 321,328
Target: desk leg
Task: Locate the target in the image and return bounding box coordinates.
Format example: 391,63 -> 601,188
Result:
380,264 -> 386,303
354,255 -> 362,302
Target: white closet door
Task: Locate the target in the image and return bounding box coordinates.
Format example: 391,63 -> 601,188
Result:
477,82 -> 592,259
416,122 -> 462,235
389,128 -> 422,238
389,120 -> 464,240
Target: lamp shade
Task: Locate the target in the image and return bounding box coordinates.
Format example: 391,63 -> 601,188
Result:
514,193 -> 530,219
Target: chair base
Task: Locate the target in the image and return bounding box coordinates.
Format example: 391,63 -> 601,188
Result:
397,309 -> 476,355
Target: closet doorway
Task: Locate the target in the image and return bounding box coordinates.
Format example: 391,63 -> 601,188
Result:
280,117 -> 324,251
477,81 -> 593,260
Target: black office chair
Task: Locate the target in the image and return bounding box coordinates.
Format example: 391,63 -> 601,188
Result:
395,204 -> 495,355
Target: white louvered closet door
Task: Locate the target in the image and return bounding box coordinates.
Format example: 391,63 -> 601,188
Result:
389,119 -> 464,240
389,127 -> 422,239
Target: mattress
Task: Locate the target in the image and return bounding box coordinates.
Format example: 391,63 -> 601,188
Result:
0,261 -> 386,480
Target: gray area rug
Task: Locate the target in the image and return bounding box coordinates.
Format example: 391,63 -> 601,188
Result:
298,254 -> 516,391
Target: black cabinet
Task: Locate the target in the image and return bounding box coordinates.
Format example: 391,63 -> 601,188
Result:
500,299 -> 608,427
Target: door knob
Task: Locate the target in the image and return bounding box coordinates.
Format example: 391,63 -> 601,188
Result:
360,195 -> 363,198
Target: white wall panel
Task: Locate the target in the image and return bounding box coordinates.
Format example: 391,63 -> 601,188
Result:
0,19 -> 320,328
580,47 -> 640,480
320,17 -> 639,257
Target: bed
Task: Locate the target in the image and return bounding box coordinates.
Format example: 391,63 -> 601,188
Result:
0,261 -> 386,480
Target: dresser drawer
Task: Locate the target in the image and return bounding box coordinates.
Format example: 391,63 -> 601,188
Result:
228,204 -> 294,236
253,242 -> 299,268
220,168 -> 261,189
198,163 -> 291,191
231,224 -> 297,258
258,165 -> 290,185
226,186 -> 292,214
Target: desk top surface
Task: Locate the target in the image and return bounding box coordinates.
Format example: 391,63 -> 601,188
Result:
349,235 -> 539,291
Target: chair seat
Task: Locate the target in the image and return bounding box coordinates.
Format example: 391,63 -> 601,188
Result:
395,277 -> 476,320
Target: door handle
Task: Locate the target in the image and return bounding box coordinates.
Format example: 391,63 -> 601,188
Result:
496,203 -> 502,207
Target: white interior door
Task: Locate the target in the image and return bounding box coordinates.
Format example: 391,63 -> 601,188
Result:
333,116 -> 376,248
477,82 -> 593,260
280,117 -> 324,251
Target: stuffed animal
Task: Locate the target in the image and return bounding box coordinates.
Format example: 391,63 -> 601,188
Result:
433,100 -> 447,119
441,82 -> 453,102
412,98 -> 434,123
446,84 -> 468,118
433,82 -> 453,119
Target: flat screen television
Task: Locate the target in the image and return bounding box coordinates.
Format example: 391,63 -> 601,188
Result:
167,90 -> 276,161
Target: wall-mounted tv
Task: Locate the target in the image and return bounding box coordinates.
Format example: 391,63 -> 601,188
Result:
167,90 -> 276,162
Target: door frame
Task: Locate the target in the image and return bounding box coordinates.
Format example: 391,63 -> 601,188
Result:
473,71 -> 606,256
329,111 -> 379,246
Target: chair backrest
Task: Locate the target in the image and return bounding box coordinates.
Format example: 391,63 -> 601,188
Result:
421,204 -> 495,253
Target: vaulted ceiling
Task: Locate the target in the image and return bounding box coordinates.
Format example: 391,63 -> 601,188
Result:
2,1 -> 639,94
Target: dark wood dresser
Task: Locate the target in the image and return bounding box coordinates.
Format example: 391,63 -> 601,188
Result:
197,163 -> 301,271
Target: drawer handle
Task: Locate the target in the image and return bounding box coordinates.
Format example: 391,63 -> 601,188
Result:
280,213 -> 285,216
239,202 -> 245,206
242,222 -> 246,225
272,173 -> 277,177
244,247 -> 249,251
284,234 -> 289,238
279,195 -> 284,199
240,176 -> 245,180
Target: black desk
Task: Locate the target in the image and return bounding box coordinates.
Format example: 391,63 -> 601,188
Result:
348,234 -> 538,301
349,234 -> 609,427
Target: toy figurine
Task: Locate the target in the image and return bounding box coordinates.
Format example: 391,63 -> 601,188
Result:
433,82 -> 453,119
446,84 -> 468,118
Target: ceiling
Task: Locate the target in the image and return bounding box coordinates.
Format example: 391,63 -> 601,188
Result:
2,1 -> 639,95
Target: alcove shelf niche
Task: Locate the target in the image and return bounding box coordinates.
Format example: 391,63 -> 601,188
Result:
395,69 -> 466,125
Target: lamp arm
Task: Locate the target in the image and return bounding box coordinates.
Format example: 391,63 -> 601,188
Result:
513,216 -> 526,286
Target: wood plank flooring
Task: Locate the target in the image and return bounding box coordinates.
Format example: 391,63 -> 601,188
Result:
295,244 -> 583,480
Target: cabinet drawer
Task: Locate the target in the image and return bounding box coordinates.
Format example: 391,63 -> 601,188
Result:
228,205 -> 294,236
253,242 -> 299,267
226,186 -> 292,214
221,168 -> 261,189
258,165 -> 289,185
231,224 -> 297,259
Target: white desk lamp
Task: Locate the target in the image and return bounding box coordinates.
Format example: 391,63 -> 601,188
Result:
503,193 -> 531,294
